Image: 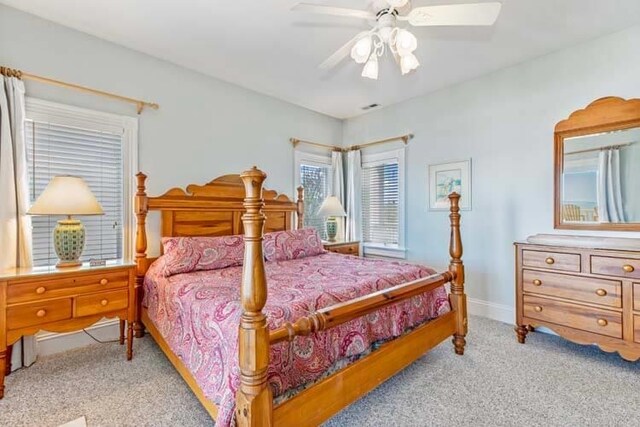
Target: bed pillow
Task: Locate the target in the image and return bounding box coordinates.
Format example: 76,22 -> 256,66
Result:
161,235 -> 244,277
263,228 -> 326,262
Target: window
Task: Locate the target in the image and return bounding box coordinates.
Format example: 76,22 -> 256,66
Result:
361,148 -> 405,258
294,151 -> 332,240
25,99 -> 137,267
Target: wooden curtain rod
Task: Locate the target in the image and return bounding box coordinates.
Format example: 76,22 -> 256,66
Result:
290,133 -> 413,153
565,141 -> 635,156
0,66 -> 159,114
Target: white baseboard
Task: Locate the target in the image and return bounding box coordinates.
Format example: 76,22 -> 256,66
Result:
36,319 -> 121,357
467,297 -> 514,324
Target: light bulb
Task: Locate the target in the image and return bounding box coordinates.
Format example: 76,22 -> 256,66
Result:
362,55 -> 379,80
395,29 -> 417,56
386,0 -> 409,7
400,53 -> 420,75
350,36 -> 372,64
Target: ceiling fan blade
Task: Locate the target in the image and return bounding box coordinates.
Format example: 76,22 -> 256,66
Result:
402,2 -> 502,26
319,30 -> 373,70
292,3 -> 375,20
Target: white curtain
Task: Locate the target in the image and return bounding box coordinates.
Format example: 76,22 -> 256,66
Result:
345,150 -> 362,241
597,148 -> 625,223
0,76 -> 37,370
331,150 -> 345,240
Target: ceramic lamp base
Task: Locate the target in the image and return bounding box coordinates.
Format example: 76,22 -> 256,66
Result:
326,217 -> 338,242
54,218 -> 85,268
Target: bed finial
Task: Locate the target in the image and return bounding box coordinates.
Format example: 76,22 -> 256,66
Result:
236,167 -> 273,426
134,172 -> 149,338
448,192 -> 467,355
296,185 -> 304,229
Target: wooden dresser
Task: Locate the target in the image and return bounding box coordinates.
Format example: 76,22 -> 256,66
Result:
0,262 -> 136,398
323,240 -> 360,257
515,238 -> 640,361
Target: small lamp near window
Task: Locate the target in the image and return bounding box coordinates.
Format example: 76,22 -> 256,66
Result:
28,176 -> 104,268
317,196 -> 347,242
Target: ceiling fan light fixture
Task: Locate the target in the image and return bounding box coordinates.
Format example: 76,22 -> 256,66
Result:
386,0 -> 409,8
400,53 -> 420,75
395,29 -> 417,56
362,55 -> 379,80
350,36 -> 372,64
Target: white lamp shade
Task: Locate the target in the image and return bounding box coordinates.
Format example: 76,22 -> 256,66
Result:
317,196 -> 347,217
401,53 -> 420,74
28,175 -> 104,216
395,29 -> 417,56
362,55 -> 379,80
351,36 -> 372,64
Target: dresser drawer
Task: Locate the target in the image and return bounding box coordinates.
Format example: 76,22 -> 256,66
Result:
522,270 -> 621,308
522,250 -> 580,272
76,289 -> 129,317
523,295 -> 622,338
7,270 -> 129,304
6,298 -> 73,330
591,256 -> 640,280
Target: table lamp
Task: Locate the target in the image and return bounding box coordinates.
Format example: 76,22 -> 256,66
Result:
317,196 -> 347,242
28,175 -> 104,268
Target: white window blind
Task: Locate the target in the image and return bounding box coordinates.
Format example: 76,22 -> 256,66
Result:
26,119 -> 124,267
362,161 -> 400,245
300,163 -> 330,239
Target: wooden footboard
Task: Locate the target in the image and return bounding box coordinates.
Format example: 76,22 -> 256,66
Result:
133,167 -> 466,427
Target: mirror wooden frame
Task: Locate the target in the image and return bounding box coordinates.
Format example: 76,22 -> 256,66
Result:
554,96 -> 640,231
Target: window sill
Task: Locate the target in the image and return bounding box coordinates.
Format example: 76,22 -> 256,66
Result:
362,243 -> 407,259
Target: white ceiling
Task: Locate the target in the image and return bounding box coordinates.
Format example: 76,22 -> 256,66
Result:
3,0 -> 640,119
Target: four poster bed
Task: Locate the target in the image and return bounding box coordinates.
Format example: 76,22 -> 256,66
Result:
133,166 -> 467,426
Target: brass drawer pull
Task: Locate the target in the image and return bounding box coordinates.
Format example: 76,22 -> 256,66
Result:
36,286 -> 46,294
597,318 -> 608,327
545,257 -> 555,265
622,264 -> 635,273
595,289 -> 607,297
101,299 -> 109,307
100,278 -> 109,285
36,309 -> 46,318
534,306 -> 543,312
532,279 -> 542,286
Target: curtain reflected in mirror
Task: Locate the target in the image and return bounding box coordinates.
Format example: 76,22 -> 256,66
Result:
562,126 -> 640,224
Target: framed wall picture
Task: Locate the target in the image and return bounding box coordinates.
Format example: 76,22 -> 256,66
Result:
428,159 -> 472,211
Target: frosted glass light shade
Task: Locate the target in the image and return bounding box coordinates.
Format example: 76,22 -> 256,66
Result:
317,196 -> 347,217
28,175 -> 104,216
362,55 -> 379,80
401,53 -> 420,74
395,29 -> 417,56
351,36 -> 372,64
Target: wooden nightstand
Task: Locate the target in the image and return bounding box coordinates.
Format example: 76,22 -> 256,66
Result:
323,241 -> 360,257
0,261 -> 136,399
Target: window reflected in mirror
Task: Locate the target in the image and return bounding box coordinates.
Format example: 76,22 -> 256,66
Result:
562,126 -> 640,224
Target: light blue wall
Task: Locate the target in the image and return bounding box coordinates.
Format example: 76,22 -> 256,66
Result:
343,25 -> 640,318
0,5 -> 342,253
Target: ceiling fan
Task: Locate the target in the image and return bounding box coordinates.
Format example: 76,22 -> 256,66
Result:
292,0 -> 502,79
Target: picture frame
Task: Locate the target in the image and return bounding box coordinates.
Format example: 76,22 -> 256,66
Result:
428,159 -> 472,211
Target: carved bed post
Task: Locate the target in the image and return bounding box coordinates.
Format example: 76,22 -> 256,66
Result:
236,167 -> 273,426
448,192 -> 467,355
134,172 -> 148,338
296,185 -> 304,229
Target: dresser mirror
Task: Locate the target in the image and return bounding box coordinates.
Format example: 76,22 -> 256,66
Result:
555,97 -> 640,231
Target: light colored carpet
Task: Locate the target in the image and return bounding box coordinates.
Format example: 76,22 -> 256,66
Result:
1,316 -> 639,426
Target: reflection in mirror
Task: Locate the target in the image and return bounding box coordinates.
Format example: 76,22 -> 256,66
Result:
562,126 -> 640,224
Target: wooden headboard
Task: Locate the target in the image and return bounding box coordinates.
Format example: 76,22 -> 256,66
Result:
133,169 -> 303,272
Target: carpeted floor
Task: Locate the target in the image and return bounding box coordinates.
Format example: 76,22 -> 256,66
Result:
1,316 -> 639,426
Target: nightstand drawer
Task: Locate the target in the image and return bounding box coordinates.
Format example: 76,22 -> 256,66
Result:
7,270 -> 129,304
76,289 -> 129,317
591,256 -> 640,280
6,299 -> 73,330
324,242 -> 360,256
522,269 -> 621,308
523,295 -> 622,338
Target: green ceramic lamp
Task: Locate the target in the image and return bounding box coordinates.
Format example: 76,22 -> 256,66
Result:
317,196 -> 347,242
28,175 -> 104,268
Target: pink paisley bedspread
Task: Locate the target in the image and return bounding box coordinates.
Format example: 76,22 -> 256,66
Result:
144,252 -> 450,426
